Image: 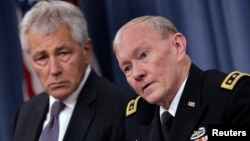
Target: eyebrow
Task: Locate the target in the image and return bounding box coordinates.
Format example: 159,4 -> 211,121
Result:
54,45 -> 71,52
32,45 -> 71,57
119,45 -> 147,67
132,42 -> 151,56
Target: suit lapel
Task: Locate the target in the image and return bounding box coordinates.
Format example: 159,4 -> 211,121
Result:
63,71 -> 98,141
26,94 -> 49,141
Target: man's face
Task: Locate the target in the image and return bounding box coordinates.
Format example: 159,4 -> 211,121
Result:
27,25 -> 91,100
115,23 -> 184,104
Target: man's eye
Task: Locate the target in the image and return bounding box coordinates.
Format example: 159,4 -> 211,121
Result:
35,56 -> 46,61
124,65 -> 132,73
124,66 -> 130,72
60,52 -> 69,56
59,51 -> 71,61
139,51 -> 148,59
34,56 -> 47,66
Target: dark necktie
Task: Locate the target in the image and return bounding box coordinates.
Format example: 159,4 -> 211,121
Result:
161,111 -> 174,140
40,101 -> 65,141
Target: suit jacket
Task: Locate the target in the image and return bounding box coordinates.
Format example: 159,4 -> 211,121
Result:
125,64 -> 250,141
13,70 -> 135,141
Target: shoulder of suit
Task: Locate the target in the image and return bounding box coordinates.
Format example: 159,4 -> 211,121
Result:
126,96 -> 142,117
221,71 -> 250,90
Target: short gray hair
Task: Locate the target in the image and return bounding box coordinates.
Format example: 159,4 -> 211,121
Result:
19,0 -> 88,52
113,15 -> 178,51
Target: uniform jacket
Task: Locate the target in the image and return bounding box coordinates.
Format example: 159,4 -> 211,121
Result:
13,70 -> 135,141
125,64 -> 250,141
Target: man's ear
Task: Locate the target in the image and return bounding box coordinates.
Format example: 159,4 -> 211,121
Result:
174,33 -> 186,61
83,38 -> 93,64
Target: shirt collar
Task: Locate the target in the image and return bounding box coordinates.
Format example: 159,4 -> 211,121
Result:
160,76 -> 188,117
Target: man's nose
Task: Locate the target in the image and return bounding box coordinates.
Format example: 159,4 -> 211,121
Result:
132,63 -> 146,81
49,58 -> 62,76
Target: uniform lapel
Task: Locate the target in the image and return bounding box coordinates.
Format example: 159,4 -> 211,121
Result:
170,105 -> 207,141
139,108 -> 164,141
138,64 -> 208,141
139,107 -> 208,141
169,64 -> 208,141
148,110 -> 164,141
140,124 -> 163,141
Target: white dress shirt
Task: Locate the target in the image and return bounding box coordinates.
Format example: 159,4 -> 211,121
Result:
40,66 -> 91,141
160,77 -> 187,123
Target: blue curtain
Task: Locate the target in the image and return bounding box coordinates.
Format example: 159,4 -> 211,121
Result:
80,0 -> 250,90
0,0 -> 24,141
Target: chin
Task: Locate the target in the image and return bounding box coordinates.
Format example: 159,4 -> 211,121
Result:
49,89 -> 72,100
143,94 -> 160,105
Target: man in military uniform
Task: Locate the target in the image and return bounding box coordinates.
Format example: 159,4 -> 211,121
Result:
113,15 -> 250,141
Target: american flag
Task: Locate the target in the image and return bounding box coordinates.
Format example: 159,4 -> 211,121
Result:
17,0 -> 44,100
16,0 -> 101,100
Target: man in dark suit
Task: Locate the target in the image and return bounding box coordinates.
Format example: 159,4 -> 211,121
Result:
113,15 -> 250,141
13,1 -> 135,141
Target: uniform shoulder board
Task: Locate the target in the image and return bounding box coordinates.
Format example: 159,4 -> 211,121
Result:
221,71 -> 250,90
126,96 -> 142,117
